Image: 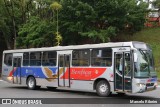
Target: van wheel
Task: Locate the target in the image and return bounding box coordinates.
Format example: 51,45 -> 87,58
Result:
96,80 -> 110,97
27,76 -> 36,90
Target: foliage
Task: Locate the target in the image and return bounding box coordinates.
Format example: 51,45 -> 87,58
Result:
50,1 -> 62,11
55,32 -> 62,46
0,0 -> 148,48
80,26 -> 116,42
0,0 -> 38,49
0,0 -> 14,49
59,0 -> 147,45
153,0 -> 160,8
17,16 -> 56,48
50,1 -> 62,46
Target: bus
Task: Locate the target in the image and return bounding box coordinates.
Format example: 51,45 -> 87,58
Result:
1,41 -> 158,97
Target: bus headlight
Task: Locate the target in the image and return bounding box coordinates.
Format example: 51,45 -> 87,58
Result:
7,77 -> 13,81
136,83 -> 146,92
136,83 -> 145,87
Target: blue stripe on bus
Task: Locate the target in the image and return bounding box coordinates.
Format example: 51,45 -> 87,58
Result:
13,67 -> 58,78
151,78 -> 157,82
48,67 -> 57,74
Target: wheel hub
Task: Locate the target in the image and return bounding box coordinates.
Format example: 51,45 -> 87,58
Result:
28,79 -> 34,88
99,84 -> 108,93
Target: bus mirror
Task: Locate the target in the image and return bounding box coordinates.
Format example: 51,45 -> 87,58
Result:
134,53 -> 138,62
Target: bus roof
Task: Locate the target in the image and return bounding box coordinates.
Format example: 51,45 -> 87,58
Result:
3,41 -> 146,53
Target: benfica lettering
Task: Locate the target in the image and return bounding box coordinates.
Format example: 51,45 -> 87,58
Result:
71,69 -> 92,75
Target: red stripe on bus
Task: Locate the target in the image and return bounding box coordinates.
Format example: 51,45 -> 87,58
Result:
8,68 -> 17,77
60,68 -> 106,80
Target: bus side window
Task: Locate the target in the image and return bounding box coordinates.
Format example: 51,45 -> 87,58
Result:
72,50 -> 90,66
4,53 -> 13,66
115,54 -> 123,75
42,51 -> 57,66
30,52 -> 42,66
124,53 -> 131,76
91,48 -> 112,67
23,52 -> 29,66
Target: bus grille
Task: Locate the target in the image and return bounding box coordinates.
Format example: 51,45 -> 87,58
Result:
146,83 -> 154,87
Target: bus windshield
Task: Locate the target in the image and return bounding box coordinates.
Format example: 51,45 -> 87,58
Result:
134,49 -> 156,78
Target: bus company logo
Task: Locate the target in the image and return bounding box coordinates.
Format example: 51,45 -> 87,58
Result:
71,69 -> 92,75
95,70 -> 99,74
2,99 -> 11,104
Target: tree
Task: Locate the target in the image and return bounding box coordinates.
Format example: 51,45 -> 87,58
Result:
1,0 -> 148,49
59,0 -> 98,44
153,0 -> 160,8
16,0 -> 58,48
59,0 -> 147,45
50,1 -> 62,46
3,0 -> 17,49
0,0 -> 12,49
0,0 -> 35,49
17,16 -> 56,48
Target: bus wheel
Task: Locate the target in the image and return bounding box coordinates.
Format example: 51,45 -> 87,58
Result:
27,76 -> 36,90
96,80 -> 110,97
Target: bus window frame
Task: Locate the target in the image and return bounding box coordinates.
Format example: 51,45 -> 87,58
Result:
42,51 -> 57,67
4,53 -> 13,66
72,49 -> 91,67
91,48 -> 112,67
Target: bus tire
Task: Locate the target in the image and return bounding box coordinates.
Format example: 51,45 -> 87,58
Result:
27,76 -> 36,90
96,80 -> 110,97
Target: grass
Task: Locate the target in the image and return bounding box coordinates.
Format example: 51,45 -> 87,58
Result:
117,27 -> 160,79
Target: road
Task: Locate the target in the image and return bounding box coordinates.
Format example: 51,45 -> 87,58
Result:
0,80 -> 159,107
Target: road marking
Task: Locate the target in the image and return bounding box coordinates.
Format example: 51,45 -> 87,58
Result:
0,80 -> 3,82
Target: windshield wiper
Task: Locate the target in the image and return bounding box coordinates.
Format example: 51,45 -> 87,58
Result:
139,49 -> 148,61
139,49 -> 150,76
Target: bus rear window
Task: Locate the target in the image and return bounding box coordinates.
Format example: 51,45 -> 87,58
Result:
4,53 -> 13,66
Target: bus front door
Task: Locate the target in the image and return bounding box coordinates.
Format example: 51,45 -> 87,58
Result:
58,54 -> 71,87
13,57 -> 22,84
113,47 -> 132,92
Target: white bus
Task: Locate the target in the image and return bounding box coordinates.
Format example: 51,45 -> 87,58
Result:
1,41 -> 157,97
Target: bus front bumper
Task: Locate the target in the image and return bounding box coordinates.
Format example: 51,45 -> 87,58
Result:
137,83 -> 157,93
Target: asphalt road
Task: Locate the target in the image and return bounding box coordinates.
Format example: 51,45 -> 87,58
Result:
0,80 -> 160,107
